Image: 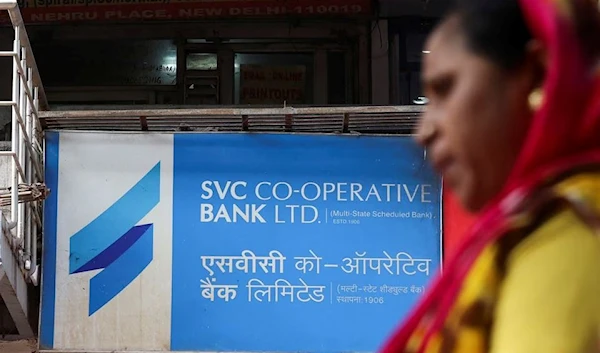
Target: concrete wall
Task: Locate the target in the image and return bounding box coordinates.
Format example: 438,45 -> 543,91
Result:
0,298 -> 19,336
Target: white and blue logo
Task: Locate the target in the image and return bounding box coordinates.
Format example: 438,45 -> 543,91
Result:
68,163 -> 161,316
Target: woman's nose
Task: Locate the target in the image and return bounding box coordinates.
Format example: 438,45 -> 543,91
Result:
415,113 -> 436,147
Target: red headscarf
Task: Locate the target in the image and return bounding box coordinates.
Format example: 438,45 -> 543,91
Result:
506,0 -> 600,191
379,0 -> 600,352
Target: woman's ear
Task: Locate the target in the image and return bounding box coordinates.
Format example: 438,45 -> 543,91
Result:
524,39 -> 549,90
522,40 -> 548,112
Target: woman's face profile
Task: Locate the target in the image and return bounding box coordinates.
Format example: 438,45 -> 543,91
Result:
416,16 -> 537,212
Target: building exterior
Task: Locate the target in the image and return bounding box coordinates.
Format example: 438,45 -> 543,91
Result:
1,0 -> 372,107
1,0 -> 448,109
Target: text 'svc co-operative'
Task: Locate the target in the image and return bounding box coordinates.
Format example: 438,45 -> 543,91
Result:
199,180 -> 436,224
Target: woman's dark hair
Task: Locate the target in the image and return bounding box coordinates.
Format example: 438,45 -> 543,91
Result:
448,0 -> 600,68
447,0 -> 533,70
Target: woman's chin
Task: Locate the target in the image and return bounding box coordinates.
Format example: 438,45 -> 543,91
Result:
445,174 -> 482,213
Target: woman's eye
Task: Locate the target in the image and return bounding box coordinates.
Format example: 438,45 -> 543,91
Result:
431,76 -> 454,98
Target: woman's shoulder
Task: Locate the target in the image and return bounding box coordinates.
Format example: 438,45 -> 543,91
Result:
490,171 -> 600,353
506,170 -> 600,299
510,169 -> 600,269
508,205 -> 600,271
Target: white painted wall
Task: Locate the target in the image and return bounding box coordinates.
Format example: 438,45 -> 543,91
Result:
0,143 -> 13,218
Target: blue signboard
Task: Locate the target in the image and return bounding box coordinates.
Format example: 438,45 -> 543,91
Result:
41,132 -> 441,352
170,133 -> 441,352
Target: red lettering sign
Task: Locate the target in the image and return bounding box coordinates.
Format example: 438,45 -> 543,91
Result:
1,0 -> 370,24
240,65 -> 307,105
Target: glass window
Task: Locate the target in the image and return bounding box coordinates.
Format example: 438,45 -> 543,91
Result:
410,71 -> 425,104
186,53 -> 218,71
401,33 -> 428,104
327,51 -> 348,104
32,40 -> 177,86
405,34 -> 427,63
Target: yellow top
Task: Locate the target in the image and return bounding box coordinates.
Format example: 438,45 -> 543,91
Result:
490,207 -> 600,353
401,172 -> 600,353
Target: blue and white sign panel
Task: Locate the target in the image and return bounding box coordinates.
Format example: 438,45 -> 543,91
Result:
41,131 -> 442,352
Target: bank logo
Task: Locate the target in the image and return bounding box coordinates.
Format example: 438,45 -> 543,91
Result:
69,163 -> 161,316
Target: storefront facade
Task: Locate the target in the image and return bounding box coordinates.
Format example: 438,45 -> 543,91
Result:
1,0 -> 456,108
380,0 -> 445,105
1,0 -> 372,107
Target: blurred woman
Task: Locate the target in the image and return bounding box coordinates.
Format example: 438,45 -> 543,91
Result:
379,0 -> 600,352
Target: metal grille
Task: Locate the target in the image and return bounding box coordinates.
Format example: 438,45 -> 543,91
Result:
40,105 -> 424,133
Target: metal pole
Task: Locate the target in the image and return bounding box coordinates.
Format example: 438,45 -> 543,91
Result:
16,47 -> 27,245
7,25 -> 20,231
24,67 -> 33,270
28,86 -> 39,282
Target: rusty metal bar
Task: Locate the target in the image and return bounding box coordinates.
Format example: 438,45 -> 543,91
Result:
242,115 -> 249,131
